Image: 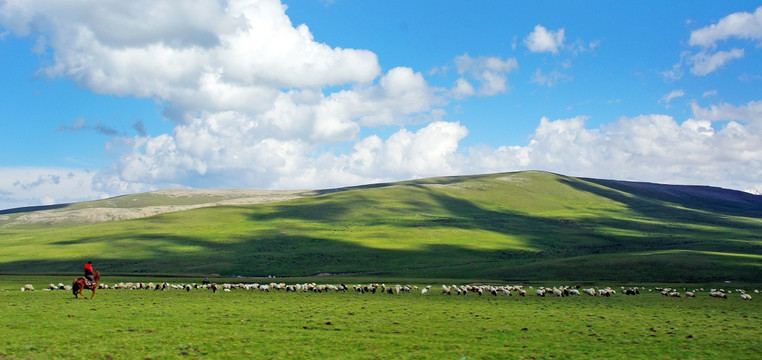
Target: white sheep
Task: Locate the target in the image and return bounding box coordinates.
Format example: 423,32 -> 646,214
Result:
741,294 -> 752,300
23,284 -> 34,292
442,285 -> 451,295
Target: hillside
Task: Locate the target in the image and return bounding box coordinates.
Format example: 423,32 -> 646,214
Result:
0,171 -> 760,282
0,189 -> 315,227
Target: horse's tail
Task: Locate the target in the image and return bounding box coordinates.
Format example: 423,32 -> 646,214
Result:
72,279 -> 79,296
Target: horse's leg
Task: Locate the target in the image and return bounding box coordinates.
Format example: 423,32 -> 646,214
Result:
90,286 -> 96,299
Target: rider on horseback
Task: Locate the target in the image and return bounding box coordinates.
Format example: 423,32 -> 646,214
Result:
84,261 -> 95,286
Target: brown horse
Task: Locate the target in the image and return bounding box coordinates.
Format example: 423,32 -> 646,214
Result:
73,270 -> 100,299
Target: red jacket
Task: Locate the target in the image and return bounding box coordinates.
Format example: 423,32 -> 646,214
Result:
84,263 -> 93,273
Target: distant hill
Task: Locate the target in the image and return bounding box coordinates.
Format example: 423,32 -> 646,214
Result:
0,171 -> 760,282
0,189 -> 315,227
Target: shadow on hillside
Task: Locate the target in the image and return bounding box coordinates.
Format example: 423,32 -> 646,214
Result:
578,178 -> 762,217
5,231 -> 762,282
560,178 -> 762,228
0,203 -> 71,215
8,175 -> 761,282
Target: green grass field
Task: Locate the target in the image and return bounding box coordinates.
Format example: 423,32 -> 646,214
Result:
1,171 -> 760,282
2,278 -> 760,359
2,171 -> 761,282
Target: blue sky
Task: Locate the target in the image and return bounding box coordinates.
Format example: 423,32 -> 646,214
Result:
1,1 -> 761,210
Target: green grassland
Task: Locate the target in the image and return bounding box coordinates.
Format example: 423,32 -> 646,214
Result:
1,285 -> 760,359
1,171 -> 760,282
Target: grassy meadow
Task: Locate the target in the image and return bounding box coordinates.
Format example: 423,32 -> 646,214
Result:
1,280 -> 760,359
1,171 -> 760,282
1,171 -> 760,359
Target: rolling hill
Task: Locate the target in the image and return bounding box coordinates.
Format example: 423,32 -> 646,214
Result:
1,171 -> 760,282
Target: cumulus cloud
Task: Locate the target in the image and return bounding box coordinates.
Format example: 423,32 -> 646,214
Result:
691,100 -> 762,124
689,6 -> 762,47
524,25 -> 565,54
463,114 -> 762,191
0,168 -> 106,209
453,53 -> 518,95
0,0 -> 382,123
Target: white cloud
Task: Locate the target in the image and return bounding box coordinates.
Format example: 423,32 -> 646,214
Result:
92,121 -> 470,195
702,89 -> 718,98
531,68 -> 570,88
689,48 -> 744,76
464,114 -> 762,191
691,100 -> 762,124
524,25 -> 565,54
0,168 -> 107,210
660,89 -> 685,104
668,7 -> 761,78
454,53 -> 518,96
450,78 -> 475,99
5,109 -> 762,210
689,6 -> 762,48
0,0 -> 382,123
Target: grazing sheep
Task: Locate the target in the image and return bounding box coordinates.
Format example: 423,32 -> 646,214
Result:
741,294 -> 752,300
211,283 -> 219,293
518,289 -> 527,297
622,287 -> 640,295
598,289 -> 614,297
685,292 -> 696,298
442,285 -> 451,295
23,284 -> 34,292
552,288 -> 563,297
184,284 -> 192,292
49,283 -> 57,290
669,291 -> 681,298
536,289 -> 546,297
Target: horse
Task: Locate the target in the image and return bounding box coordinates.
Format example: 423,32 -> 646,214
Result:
73,270 -> 100,299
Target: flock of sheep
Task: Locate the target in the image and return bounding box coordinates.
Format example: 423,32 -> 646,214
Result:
19,282 -> 757,300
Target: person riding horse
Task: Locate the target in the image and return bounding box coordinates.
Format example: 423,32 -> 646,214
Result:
84,261 -> 95,286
